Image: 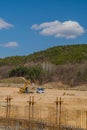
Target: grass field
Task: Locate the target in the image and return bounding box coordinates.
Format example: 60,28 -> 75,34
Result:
0,80 -> 87,128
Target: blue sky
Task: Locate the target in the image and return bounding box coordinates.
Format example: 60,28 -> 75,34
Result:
0,0 -> 87,58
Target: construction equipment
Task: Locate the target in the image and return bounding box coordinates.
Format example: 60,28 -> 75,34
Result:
36,87 -> 45,93
19,77 -> 31,93
19,77 -> 44,94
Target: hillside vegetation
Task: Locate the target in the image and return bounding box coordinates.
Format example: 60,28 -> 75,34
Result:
0,44 -> 87,86
0,44 -> 87,66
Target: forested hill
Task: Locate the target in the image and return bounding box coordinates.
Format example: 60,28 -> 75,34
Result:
0,44 -> 87,66
0,44 -> 87,86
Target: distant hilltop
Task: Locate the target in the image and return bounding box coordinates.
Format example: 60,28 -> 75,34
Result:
0,44 -> 87,66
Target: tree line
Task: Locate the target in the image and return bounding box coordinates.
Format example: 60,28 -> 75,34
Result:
8,65 -> 51,84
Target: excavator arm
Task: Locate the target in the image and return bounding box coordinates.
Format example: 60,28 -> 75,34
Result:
19,77 -> 31,93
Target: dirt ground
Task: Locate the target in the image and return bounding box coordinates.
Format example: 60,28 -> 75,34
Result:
0,83 -> 87,128
0,83 -> 87,109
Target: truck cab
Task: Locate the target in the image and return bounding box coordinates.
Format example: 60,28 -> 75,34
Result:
36,87 -> 45,93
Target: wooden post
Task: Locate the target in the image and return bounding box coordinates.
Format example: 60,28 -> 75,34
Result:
28,96 -> 35,120
28,96 -> 31,120
5,95 -> 12,119
55,97 -> 63,130
27,96 -> 35,130
55,97 -> 58,124
5,95 -> 12,128
59,97 -> 62,130
6,96 -> 9,119
32,96 -> 35,119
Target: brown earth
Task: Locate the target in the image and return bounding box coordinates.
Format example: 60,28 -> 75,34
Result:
0,82 -> 87,109
0,83 -> 87,128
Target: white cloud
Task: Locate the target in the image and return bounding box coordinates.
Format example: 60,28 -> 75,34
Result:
0,18 -> 13,29
0,42 -> 18,48
31,20 -> 85,39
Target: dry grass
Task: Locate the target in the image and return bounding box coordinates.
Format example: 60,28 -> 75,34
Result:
0,82 -> 87,128
0,83 -> 87,108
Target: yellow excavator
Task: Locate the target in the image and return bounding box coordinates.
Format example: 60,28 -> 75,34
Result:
19,77 -> 31,93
